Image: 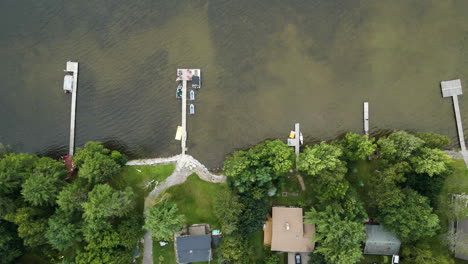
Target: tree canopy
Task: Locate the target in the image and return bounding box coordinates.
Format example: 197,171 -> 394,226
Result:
305,206 -> 365,264
415,132 -> 451,149
298,142 -> 346,176
377,188 -> 440,242
378,131 -> 424,161
340,133 -> 376,161
82,184 -> 135,220
224,140 -> 294,197
410,147 -> 451,176
144,200 -> 185,241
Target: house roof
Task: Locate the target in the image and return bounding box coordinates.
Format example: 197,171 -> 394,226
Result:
364,225 -> 401,255
455,219 -> 468,260
176,235 -> 212,263
270,207 -> 315,252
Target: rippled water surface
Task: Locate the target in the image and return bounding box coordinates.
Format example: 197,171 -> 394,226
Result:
1,0 -> 468,167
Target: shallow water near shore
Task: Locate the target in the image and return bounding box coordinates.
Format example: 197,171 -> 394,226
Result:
1,0 -> 468,167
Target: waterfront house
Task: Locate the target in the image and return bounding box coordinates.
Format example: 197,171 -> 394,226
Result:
264,207 -> 315,253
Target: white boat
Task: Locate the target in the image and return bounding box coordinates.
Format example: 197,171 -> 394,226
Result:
190,90 -> 195,101
189,104 -> 195,115
300,133 -> 304,145
63,74 -> 73,93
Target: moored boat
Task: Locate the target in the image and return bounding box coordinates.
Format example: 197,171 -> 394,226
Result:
190,90 -> 195,101
176,84 -> 182,98
189,104 -> 195,114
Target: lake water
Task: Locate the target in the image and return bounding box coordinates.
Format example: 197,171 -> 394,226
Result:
1,0 -> 468,168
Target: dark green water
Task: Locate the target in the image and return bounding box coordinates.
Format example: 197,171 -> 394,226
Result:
1,0 -> 468,167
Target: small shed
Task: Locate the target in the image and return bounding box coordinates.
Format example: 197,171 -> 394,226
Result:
176,234 -> 212,263
364,225 -> 401,255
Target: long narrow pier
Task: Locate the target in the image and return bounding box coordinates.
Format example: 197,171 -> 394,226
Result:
66,61 -> 79,155
181,79 -> 187,155
363,102 -> 369,135
441,79 -> 468,167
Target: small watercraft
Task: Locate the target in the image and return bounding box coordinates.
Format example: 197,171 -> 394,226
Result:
300,133 -> 304,145
189,104 -> 195,115
190,90 -> 195,101
176,84 -> 182,98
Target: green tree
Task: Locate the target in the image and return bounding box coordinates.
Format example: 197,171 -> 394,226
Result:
214,190 -> 244,235
75,247 -> 133,264
410,147 -> 451,176
340,133 -> 376,161
0,220 -> 23,264
298,142 -> 346,176
415,132 -> 451,149
377,188 -> 439,242
73,141 -> 110,168
402,241 -> 455,264
57,181 -> 88,214
224,140 -> 293,197
238,195 -> 267,235
378,131 -> 424,161
220,233 -> 248,263
82,184 -> 135,220
78,153 -> 121,184
368,162 -> 409,209
305,206 -> 365,264
110,150 -> 128,166
144,201 -> 185,241
46,210 -> 81,250
5,207 -> 48,247
116,214 -> 144,249
22,174 -> 65,207
311,170 -> 349,202
0,153 -> 37,195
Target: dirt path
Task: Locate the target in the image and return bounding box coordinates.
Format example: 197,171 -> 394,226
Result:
126,154 -> 226,264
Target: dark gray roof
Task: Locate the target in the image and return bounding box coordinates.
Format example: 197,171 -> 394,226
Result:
364,225 -> 401,255
176,235 -> 212,263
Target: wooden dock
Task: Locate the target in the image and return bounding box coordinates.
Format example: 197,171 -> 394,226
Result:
441,79 -> 468,167
176,69 -> 200,155
364,102 -> 369,135
287,123 -> 301,157
66,61 -> 79,156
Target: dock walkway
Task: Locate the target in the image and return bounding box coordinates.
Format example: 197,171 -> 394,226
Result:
66,61 -> 79,155
441,79 -> 468,167
176,69 -> 200,155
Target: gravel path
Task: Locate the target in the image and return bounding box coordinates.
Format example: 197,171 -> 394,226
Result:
126,154 -> 226,264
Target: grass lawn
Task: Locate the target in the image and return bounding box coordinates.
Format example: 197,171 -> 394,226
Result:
270,171 -> 316,208
153,174 -> 228,263
111,164 -> 175,212
153,241 -> 177,264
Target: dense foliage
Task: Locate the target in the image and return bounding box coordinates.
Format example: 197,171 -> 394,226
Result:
0,142 -> 142,263
144,200 -> 185,241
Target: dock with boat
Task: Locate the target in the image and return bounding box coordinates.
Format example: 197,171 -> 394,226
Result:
175,69 -> 201,154
441,79 -> 468,167
287,123 -> 303,158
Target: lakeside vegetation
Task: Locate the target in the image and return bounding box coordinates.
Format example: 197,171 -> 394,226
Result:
0,130 -> 467,264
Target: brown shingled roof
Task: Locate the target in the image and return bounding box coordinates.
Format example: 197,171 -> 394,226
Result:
270,207 -> 315,252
